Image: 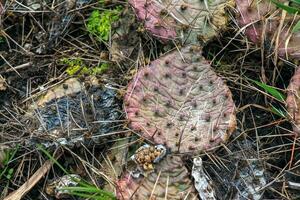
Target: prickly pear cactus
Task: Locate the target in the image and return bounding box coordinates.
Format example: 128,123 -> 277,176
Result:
286,67 -> 300,136
236,0 -> 300,60
129,0 -> 234,43
124,45 -> 236,154
116,155 -> 198,200
26,77 -> 121,147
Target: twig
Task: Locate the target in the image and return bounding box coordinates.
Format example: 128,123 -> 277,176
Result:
4,153 -> 62,200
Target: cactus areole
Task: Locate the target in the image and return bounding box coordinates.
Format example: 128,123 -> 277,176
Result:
128,0 -> 234,43
286,67 -> 300,136
124,45 -> 236,154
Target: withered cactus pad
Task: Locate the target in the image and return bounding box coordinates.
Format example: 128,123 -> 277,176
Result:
116,155 -> 198,200
286,67 -> 300,136
124,45 -> 236,154
129,0 -> 234,43
26,77 -> 121,146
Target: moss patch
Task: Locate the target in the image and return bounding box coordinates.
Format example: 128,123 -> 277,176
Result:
87,6 -> 122,41
61,58 -> 110,76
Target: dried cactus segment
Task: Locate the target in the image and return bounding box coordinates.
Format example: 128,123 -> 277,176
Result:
286,67 -> 300,136
236,0 -> 300,60
192,157 -> 216,200
233,159 -> 266,200
116,155 -> 197,200
129,0 -> 234,43
27,77 -> 121,147
36,78 -> 83,107
125,45 -> 236,154
45,174 -> 81,199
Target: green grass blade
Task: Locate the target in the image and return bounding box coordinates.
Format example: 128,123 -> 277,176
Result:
77,179 -> 98,187
61,183 -> 115,198
292,20 -> 300,32
290,0 -> 300,5
62,185 -> 116,200
270,104 -> 287,118
271,0 -> 300,14
36,144 -> 69,174
250,79 -> 286,101
37,146 -> 115,199
66,191 -> 116,200
60,186 -> 102,193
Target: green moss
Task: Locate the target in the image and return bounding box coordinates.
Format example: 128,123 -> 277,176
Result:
91,63 -> 109,74
61,58 -> 84,75
87,6 -> 122,41
61,58 -> 110,76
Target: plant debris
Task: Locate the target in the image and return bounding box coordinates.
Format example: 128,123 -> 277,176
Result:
0,76 -> 7,91
25,77 -> 122,147
45,174 -> 81,199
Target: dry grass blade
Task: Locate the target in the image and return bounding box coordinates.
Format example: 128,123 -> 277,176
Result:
3,155 -> 61,200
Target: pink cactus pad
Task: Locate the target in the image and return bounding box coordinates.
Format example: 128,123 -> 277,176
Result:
129,0 -> 235,43
116,155 -> 197,200
286,67 -> 300,136
128,0 -> 177,41
236,0 -> 300,60
124,45 -> 236,154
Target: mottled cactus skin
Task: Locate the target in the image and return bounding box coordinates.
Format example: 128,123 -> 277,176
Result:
116,155 -> 198,200
286,67 -> 300,136
129,0 -> 234,43
124,45 -> 236,154
128,0 -> 177,40
236,0 -> 300,60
